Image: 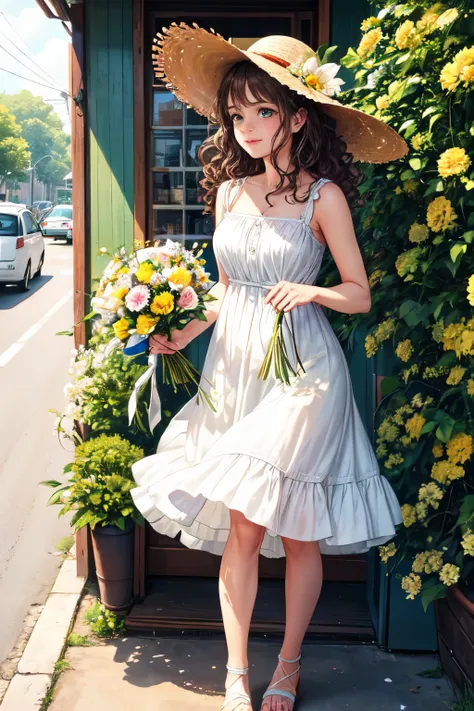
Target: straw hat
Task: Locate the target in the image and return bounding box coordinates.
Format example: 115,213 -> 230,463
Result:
152,23 -> 408,163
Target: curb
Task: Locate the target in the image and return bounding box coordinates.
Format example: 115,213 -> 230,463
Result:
0,544 -> 86,710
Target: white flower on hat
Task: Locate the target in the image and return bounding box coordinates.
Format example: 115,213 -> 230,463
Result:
302,56 -> 320,76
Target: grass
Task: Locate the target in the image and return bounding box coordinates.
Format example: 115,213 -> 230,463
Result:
450,687 -> 474,711
67,633 -> 93,647
55,535 -> 75,556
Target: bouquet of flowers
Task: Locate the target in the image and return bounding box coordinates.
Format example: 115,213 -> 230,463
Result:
258,309 -> 306,385
91,240 -> 217,429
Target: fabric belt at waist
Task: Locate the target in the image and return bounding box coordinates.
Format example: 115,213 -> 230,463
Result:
228,278 -> 274,289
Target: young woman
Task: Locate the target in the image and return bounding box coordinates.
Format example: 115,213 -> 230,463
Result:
131,26 -> 407,711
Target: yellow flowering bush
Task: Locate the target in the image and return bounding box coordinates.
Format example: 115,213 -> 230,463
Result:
322,0 -> 474,608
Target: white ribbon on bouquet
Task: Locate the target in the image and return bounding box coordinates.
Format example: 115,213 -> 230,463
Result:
127,353 -> 162,431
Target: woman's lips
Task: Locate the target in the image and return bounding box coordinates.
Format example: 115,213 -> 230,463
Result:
245,139 -> 261,144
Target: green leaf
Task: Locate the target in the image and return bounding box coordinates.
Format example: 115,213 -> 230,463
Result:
450,243 -> 467,263
399,119 -> 415,133
416,666 -> 444,679
81,311 -> 96,322
435,418 -> 455,443
55,330 -> 74,337
429,113 -> 443,132
422,106 -> 440,119
340,47 -> 361,69
409,157 -> 422,171
456,495 -> 474,526
463,230 -> 474,244
421,582 -> 447,611
399,300 -> 427,326
380,376 -> 400,397
420,421 -> 437,435
39,479 -> 63,488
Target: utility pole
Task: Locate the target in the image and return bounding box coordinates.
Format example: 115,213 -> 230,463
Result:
28,154 -> 53,207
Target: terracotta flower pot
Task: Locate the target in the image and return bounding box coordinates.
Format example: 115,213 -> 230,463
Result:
90,519 -> 135,612
435,583 -> 474,690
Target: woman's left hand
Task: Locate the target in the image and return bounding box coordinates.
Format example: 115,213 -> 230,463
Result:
264,281 -> 318,312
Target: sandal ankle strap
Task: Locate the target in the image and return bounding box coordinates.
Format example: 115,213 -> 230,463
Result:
226,664 -> 249,675
278,651 -> 302,664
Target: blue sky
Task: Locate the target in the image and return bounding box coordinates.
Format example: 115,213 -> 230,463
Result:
0,0 -> 70,132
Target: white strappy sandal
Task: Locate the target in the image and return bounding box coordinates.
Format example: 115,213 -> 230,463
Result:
221,663 -> 253,710
261,651 -> 302,709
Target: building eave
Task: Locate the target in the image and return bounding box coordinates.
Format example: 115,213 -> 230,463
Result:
35,0 -> 71,24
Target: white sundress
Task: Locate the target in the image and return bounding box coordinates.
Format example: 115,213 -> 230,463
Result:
131,176 -> 403,558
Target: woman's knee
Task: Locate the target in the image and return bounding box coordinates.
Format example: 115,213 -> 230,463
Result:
229,509 -> 266,555
282,536 -> 321,559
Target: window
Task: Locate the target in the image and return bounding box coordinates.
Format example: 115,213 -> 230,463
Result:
49,206 -> 72,219
0,213 -> 19,236
151,88 -> 218,243
23,212 -> 37,234
30,214 -> 41,232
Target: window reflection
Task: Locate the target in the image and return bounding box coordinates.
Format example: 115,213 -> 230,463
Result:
153,130 -> 182,168
153,92 -> 182,126
153,172 -> 184,205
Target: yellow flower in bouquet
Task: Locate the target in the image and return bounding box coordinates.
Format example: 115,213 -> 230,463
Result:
408,223 -> 429,244
168,266 -> 192,288
111,286 -> 129,301
113,317 -> 130,340
432,443 -> 444,459
395,20 -> 420,50
361,16 -> 381,32
150,292 -> 174,315
136,262 -> 155,284
136,314 -> 159,335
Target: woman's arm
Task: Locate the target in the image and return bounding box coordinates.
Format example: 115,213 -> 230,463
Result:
149,181 -> 231,354
309,182 -> 371,315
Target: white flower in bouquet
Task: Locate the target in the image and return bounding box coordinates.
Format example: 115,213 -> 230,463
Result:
125,284 -> 150,312
115,272 -> 133,289
150,271 -> 166,286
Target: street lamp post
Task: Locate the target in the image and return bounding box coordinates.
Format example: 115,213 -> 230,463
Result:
28,154 -> 52,207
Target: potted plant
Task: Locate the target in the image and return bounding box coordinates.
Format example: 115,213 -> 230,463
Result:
41,433 -> 145,611
318,0 -> 474,673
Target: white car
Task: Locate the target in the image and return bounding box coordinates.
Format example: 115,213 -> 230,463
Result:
0,204 -> 45,291
41,204 -> 73,242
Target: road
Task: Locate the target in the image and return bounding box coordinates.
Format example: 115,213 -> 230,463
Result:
0,238 -> 75,665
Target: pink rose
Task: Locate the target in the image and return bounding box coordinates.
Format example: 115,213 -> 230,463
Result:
177,286 -> 198,310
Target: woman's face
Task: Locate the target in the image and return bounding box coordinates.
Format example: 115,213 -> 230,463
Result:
227,85 -> 304,160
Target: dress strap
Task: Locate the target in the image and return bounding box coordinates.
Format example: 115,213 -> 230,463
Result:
302,178 -> 332,225
225,177 -> 247,214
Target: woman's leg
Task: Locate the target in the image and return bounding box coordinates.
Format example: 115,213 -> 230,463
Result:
261,537 -> 323,711
219,508 -> 266,710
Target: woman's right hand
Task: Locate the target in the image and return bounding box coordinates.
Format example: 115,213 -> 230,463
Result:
149,330 -> 190,355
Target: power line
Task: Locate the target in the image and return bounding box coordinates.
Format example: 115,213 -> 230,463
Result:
0,65 -> 68,93
0,11 -> 66,93
0,41 -> 68,95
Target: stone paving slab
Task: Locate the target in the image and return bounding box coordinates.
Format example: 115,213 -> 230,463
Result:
0,672 -> 51,711
18,593 -> 79,675
47,637 -> 455,711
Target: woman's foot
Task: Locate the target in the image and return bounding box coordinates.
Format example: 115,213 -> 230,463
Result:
260,654 -> 301,711
221,668 -> 253,711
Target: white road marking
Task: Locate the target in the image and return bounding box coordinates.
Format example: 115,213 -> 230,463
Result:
0,289 -> 73,367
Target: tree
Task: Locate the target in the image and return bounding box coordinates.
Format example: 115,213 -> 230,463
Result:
0,90 -> 71,186
0,104 -> 30,185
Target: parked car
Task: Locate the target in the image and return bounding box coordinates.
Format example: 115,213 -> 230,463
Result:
31,200 -> 53,219
41,204 -> 73,243
0,205 -> 45,291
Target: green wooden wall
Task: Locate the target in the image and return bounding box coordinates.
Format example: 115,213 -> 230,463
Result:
86,0 -> 135,284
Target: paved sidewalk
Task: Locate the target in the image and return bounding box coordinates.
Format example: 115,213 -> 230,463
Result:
47,636 -> 455,711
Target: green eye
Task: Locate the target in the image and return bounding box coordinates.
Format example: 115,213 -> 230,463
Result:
260,108 -> 274,118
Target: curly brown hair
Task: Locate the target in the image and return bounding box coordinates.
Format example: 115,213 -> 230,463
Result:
198,60 -> 362,215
